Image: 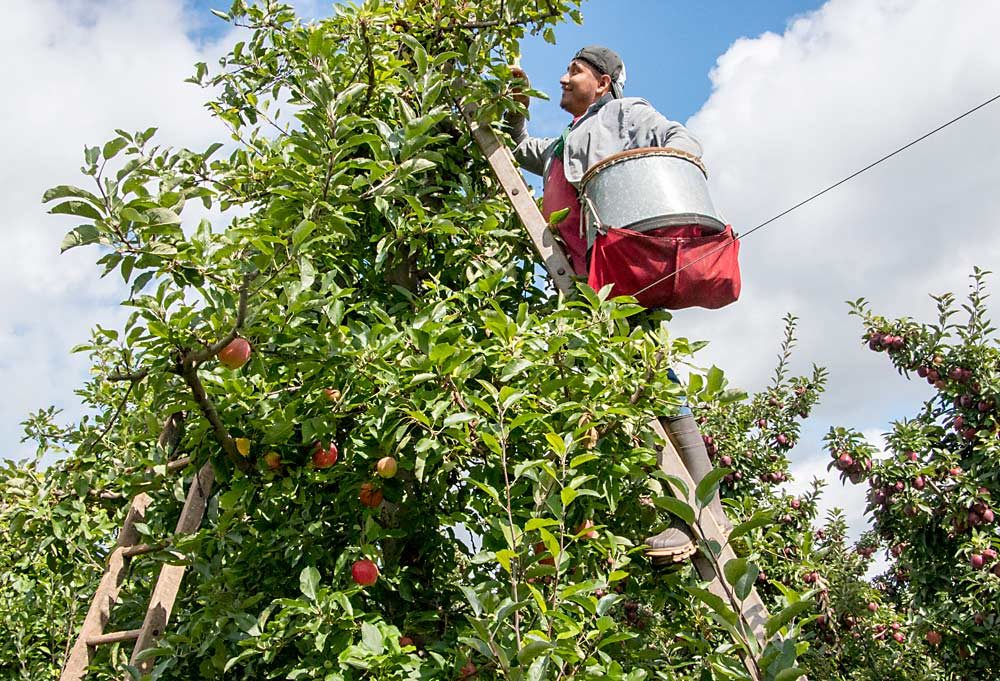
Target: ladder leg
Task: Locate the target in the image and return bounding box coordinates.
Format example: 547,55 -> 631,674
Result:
129,462 -> 214,673
651,417 -> 767,680
60,494 -> 152,681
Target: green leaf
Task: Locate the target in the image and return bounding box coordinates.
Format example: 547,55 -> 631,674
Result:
560,487 -> 578,508
525,518 -> 559,532
547,207 -> 570,227
145,207 -> 181,227
460,585 -> 483,616
687,587 -> 738,626
569,453 -> 598,468
42,185 -> 102,206
775,667 -> 805,681
765,600 -> 814,638
49,200 -> 102,221
517,640 -> 551,665
299,566 -> 319,601
292,219 -> 316,250
443,412 -> 475,428
705,365 -> 725,394
397,157 -> 435,175
458,635 -> 493,660
735,563 -> 760,601
695,467 -> 730,510
728,510 -> 775,541
361,622 -> 383,654
652,496 -> 695,525
544,432 -> 566,457
102,138 -> 128,160
723,557 -> 749,591
60,225 -> 101,252
596,593 -> 621,616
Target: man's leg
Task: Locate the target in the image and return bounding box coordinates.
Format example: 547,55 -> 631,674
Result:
644,370 -> 731,565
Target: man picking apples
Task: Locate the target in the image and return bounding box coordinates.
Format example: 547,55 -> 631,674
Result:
507,47 -> 728,565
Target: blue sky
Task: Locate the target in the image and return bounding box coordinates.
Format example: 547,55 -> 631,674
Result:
187,0 -> 826,124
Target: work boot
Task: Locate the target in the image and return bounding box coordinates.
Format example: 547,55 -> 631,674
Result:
662,414 -> 733,535
644,517 -> 697,565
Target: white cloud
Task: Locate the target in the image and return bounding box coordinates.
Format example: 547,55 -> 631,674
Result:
0,0 -> 238,459
682,0 -> 1000,536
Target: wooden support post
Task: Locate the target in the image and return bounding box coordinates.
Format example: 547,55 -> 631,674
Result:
129,462 -> 215,672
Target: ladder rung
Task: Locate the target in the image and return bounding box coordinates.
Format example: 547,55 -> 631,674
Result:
86,629 -> 141,647
166,456 -> 192,472
122,543 -> 162,558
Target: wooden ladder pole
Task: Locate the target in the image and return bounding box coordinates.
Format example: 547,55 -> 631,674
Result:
60,494 -> 152,681
462,107 -> 771,680
652,418 -> 768,679
128,461 -> 214,673
459,105 -> 575,293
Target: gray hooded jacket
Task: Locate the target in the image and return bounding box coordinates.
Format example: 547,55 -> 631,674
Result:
511,93 -> 702,187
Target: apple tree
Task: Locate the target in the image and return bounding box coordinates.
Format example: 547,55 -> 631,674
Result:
1,1 -> 814,680
823,268 -> 1000,678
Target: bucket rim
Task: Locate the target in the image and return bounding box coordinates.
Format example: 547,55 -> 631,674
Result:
581,146 -> 708,188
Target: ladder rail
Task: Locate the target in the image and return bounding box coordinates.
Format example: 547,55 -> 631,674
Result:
129,462 -> 215,673
60,494 -> 152,681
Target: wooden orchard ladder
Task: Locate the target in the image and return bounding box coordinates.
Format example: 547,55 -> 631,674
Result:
462,108 -> 772,679
60,456 -> 215,680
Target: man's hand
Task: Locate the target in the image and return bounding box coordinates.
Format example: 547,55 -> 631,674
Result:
510,66 -> 530,108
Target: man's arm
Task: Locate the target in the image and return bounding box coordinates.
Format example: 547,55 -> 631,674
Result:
510,118 -> 555,177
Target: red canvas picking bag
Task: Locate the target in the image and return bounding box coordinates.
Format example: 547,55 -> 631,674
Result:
587,224 -> 741,310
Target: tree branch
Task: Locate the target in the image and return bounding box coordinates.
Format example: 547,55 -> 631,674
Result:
188,272 -> 257,363
359,19 -> 376,113
453,10 -> 559,30
180,360 -> 250,473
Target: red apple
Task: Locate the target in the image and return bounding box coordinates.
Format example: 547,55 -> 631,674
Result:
925,630 -> 942,646
323,388 -> 342,402
459,660 -> 478,678
217,337 -> 251,369
970,553 -> 985,569
311,441 -> 338,468
893,631 -> 905,643
534,542 -> 555,566
360,482 -> 383,508
576,519 -> 598,540
867,602 -> 879,613
376,456 -> 398,478
399,635 -> 414,647
351,559 -> 379,586
263,451 -> 282,470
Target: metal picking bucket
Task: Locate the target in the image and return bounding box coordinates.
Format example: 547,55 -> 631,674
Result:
580,147 -> 726,248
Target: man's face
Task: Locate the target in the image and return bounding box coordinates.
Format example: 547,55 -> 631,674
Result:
559,59 -> 611,117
